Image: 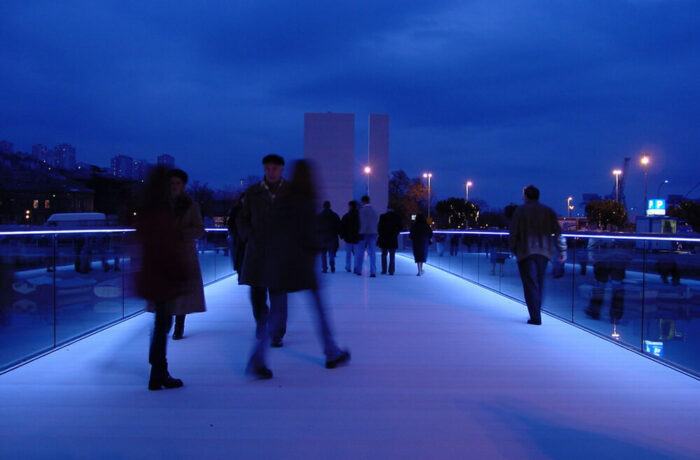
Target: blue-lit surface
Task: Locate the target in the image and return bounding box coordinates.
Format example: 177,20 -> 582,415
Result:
0,228 -> 233,372
400,230 -> 700,377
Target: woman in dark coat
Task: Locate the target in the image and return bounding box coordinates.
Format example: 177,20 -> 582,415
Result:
377,208 -> 403,275
247,160 -> 350,376
409,214 -> 432,276
136,167 -> 187,390
163,169 -> 206,340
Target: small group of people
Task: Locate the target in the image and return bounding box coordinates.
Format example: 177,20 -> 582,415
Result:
137,152 -> 566,390
319,196 -> 404,278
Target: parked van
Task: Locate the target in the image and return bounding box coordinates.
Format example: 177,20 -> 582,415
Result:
45,213 -> 107,229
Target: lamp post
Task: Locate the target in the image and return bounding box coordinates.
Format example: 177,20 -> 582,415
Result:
363,166 -> 371,196
423,172 -> 432,220
465,181 -> 472,202
641,153 -> 650,211
567,197 -> 574,218
657,179 -> 669,198
613,169 -> 622,203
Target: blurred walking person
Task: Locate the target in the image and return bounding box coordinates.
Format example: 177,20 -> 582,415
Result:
136,167 -> 188,390
168,169 -> 206,340
409,214 -> 432,276
246,160 -> 350,379
377,207 -> 402,275
317,201 -> 341,273
340,201 -> 360,273
509,185 -> 567,325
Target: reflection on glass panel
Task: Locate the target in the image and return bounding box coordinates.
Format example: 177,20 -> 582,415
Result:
197,233 -> 217,285
478,235 -> 509,292
207,231 -> 234,281
642,238 -> 700,372
54,233 -> 124,344
0,234 -> 55,369
572,237 -> 642,348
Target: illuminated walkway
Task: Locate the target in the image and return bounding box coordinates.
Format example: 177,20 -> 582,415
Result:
1,256 -> 698,459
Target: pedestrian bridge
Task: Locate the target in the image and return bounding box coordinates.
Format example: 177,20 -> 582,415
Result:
1,250 -> 698,459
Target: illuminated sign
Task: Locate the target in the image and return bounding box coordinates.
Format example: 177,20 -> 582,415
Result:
644,340 -> 664,357
646,199 -> 666,216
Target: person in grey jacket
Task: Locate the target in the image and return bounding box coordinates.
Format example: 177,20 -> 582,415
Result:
354,195 -> 379,277
508,185 -> 566,325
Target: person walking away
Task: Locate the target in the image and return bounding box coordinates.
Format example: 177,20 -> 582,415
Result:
340,201 -> 360,273
508,185 -> 566,325
246,160 -> 350,378
136,167 -> 188,390
409,214 -> 432,276
317,201 -> 341,273
168,169 -> 206,340
237,154 -> 289,373
354,195 -> 379,277
377,207 -> 403,275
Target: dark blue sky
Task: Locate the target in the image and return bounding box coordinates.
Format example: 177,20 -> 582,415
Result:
2,1 -> 698,214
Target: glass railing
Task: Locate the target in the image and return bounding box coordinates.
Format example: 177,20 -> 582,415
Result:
0,228 -> 234,373
399,230 -> 700,377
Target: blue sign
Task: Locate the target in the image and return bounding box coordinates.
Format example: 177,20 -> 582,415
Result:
644,340 -> 664,357
647,199 -> 666,216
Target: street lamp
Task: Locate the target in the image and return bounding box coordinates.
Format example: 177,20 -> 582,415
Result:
363,166 -> 371,196
641,153 -> 650,211
465,181 -> 473,202
567,197 -> 574,218
657,179 -> 669,198
612,169 -> 622,203
423,172 -> 432,220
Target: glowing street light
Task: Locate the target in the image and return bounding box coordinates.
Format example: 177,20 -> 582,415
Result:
641,153 -> 650,210
465,181 -> 473,202
567,197 -> 574,218
423,172 -> 432,220
612,169 -> 622,203
363,166 -> 371,196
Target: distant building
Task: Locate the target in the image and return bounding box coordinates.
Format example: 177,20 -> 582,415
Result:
582,193 -> 602,208
53,144 -> 76,170
111,155 -> 134,179
303,113 -> 355,212
132,160 -> 151,180
0,140 -> 13,155
157,154 -> 175,169
31,144 -> 49,160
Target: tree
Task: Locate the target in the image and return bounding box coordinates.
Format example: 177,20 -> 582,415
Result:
188,181 -> 216,218
388,170 -> 425,226
585,200 -> 627,229
435,198 -> 479,229
667,200 -> 700,232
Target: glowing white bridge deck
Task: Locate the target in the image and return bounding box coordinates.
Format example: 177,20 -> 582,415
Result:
1,256 -> 698,459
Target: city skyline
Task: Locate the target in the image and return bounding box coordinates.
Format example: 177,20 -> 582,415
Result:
1,1 -> 698,213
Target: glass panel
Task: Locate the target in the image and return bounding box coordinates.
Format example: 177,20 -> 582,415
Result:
572,237 -> 642,348
0,234 -> 55,369
197,232 -> 216,285
460,234 -> 481,282
122,233 -> 146,316
208,230 -> 234,281
54,233 -> 125,344
479,234 -> 508,292
642,237 -> 700,372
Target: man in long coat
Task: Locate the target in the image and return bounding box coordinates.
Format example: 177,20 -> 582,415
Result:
340,200 -> 360,272
317,201 -> 341,273
237,154 -> 289,377
377,207 -> 403,275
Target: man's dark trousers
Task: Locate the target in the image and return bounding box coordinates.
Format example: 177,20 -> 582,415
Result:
517,254 -> 549,323
250,287 -> 288,342
381,248 -> 396,275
